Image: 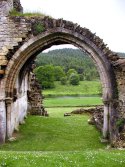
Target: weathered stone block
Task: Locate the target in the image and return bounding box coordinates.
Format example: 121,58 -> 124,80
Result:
0,59 -> 8,65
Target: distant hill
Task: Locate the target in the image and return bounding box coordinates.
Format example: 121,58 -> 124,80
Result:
35,48 -> 125,80
36,48 -> 96,69
35,48 -> 99,80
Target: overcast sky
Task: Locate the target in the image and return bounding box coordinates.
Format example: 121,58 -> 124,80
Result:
20,0 -> 125,52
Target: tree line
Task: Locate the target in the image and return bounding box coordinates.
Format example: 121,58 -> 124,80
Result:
34,48 -> 99,89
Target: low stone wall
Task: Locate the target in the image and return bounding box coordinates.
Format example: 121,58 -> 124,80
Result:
71,106 -> 125,147
71,106 -> 104,132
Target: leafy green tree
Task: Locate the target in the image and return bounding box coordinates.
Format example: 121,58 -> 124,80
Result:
67,69 -> 77,79
84,69 -> 99,81
54,66 -> 65,81
60,77 -> 67,85
69,73 -> 80,85
35,48 -> 100,81
79,74 -> 84,81
34,65 -> 55,89
84,72 -> 91,81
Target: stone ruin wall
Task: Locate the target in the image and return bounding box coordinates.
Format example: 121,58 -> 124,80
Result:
10,73 -> 29,133
7,64 -> 47,137
0,16 -> 32,76
0,0 -> 125,145
113,60 -> 125,144
27,65 -> 48,116
0,8 -> 48,141
0,0 -> 13,16
0,16 -> 124,140
0,0 -> 23,16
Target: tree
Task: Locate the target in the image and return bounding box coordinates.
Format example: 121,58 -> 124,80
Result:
34,65 -> 55,89
69,73 -> 80,85
67,69 -> 77,79
60,76 -> 67,85
54,66 -> 65,81
35,48 -> 99,81
84,72 -> 91,81
79,74 -> 84,81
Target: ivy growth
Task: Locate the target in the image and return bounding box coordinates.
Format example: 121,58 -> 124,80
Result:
116,118 -> 125,127
34,23 -> 45,35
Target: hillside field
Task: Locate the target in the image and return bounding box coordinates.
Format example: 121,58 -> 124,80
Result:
43,81 -> 102,97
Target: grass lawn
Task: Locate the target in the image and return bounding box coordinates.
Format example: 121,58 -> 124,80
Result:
44,96 -> 102,107
0,108 -> 125,166
0,150 -> 125,167
43,81 -> 101,97
0,108 -> 105,151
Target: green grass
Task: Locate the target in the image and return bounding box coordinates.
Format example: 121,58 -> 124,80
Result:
9,9 -> 46,17
0,108 -> 125,166
0,150 -> 125,167
0,108 -> 104,151
43,81 -> 102,97
44,96 -> 102,107
43,81 -> 102,107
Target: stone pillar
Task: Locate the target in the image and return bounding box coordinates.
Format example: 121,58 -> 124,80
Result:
103,100 -> 109,139
108,100 -> 119,144
0,99 -> 6,144
5,97 -> 13,139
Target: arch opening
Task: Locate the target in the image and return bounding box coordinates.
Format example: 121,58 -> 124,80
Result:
4,29 -> 118,143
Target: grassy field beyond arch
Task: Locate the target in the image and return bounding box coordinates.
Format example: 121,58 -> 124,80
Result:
43,81 -> 102,97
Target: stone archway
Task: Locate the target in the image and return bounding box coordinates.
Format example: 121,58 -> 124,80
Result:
2,20 -> 118,144
0,0 -> 123,144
